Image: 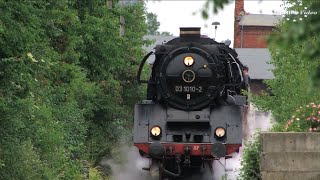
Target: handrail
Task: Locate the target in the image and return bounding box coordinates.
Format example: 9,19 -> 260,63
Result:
137,51 -> 153,84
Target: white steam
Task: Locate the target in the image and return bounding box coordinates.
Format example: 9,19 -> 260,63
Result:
102,146 -> 150,180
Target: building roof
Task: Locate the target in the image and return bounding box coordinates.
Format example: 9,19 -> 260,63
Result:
143,35 -> 176,64
235,48 -> 274,79
239,14 -> 282,27
143,35 -> 176,52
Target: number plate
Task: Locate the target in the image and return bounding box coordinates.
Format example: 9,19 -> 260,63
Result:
174,86 -> 203,93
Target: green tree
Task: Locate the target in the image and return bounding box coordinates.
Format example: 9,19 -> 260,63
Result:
268,1 -> 320,87
0,0 -> 148,179
253,39 -> 320,123
74,0 -> 148,165
199,0 -> 229,19
146,12 -> 173,36
0,0 -> 101,178
146,12 -> 160,35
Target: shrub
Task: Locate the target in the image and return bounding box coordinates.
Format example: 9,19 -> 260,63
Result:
284,102 -> 320,132
238,133 -> 261,180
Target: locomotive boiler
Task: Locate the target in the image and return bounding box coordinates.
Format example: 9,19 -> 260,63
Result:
134,27 -> 248,179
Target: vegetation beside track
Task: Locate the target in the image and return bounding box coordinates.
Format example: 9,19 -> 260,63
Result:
0,1 -> 149,179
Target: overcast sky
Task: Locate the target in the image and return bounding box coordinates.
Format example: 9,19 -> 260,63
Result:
146,0 -> 284,47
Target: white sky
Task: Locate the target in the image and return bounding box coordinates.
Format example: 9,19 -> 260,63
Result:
146,0 -> 285,47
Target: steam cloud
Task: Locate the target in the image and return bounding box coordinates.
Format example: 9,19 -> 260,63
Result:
103,146 -> 149,180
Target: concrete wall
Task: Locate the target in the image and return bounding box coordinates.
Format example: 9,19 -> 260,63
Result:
261,133 -> 320,180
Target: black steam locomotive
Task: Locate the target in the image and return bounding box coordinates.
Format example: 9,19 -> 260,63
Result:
134,28 -> 248,179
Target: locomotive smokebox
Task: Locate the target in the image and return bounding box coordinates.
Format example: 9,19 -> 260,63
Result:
180,27 -> 201,39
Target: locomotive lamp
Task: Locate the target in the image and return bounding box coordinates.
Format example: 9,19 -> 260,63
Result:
150,126 -> 162,137
215,127 -> 226,137
184,56 -> 194,66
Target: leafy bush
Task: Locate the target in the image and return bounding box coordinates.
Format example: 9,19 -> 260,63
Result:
238,133 -> 261,180
284,102 -> 320,132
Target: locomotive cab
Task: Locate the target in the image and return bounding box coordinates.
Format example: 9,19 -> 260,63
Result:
135,27 -> 247,179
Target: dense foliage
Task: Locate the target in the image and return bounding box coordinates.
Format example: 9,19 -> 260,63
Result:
269,0 -> 320,86
253,40 -> 320,123
0,0 -> 147,179
203,0 -> 320,179
146,12 -> 160,35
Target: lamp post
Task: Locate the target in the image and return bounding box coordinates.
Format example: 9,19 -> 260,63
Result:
212,21 -> 220,39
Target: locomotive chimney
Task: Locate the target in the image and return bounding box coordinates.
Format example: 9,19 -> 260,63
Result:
180,27 -> 201,39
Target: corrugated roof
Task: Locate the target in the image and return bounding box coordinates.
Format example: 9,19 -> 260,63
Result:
235,48 -> 274,79
239,14 -> 282,26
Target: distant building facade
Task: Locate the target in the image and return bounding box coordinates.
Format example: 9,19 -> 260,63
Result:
234,0 -> 281,48
234,0 -> 280,95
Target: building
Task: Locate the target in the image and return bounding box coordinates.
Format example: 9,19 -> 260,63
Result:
234,0 -> 281,95
234,0 -> 281,48
236,48 -> 273,95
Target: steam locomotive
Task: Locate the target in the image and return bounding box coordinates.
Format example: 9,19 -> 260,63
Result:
134,27 -> 248,179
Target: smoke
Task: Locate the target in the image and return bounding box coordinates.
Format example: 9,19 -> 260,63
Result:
103,109 -> 273,180
246,109 -> 273,139
105,146 -> 214,180
215,151 -> 242,180
101,146 -> 150,180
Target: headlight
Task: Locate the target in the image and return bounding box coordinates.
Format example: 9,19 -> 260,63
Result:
150,126 -> 161,137
184,56 -> 194,66
215,127 -> 226,137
